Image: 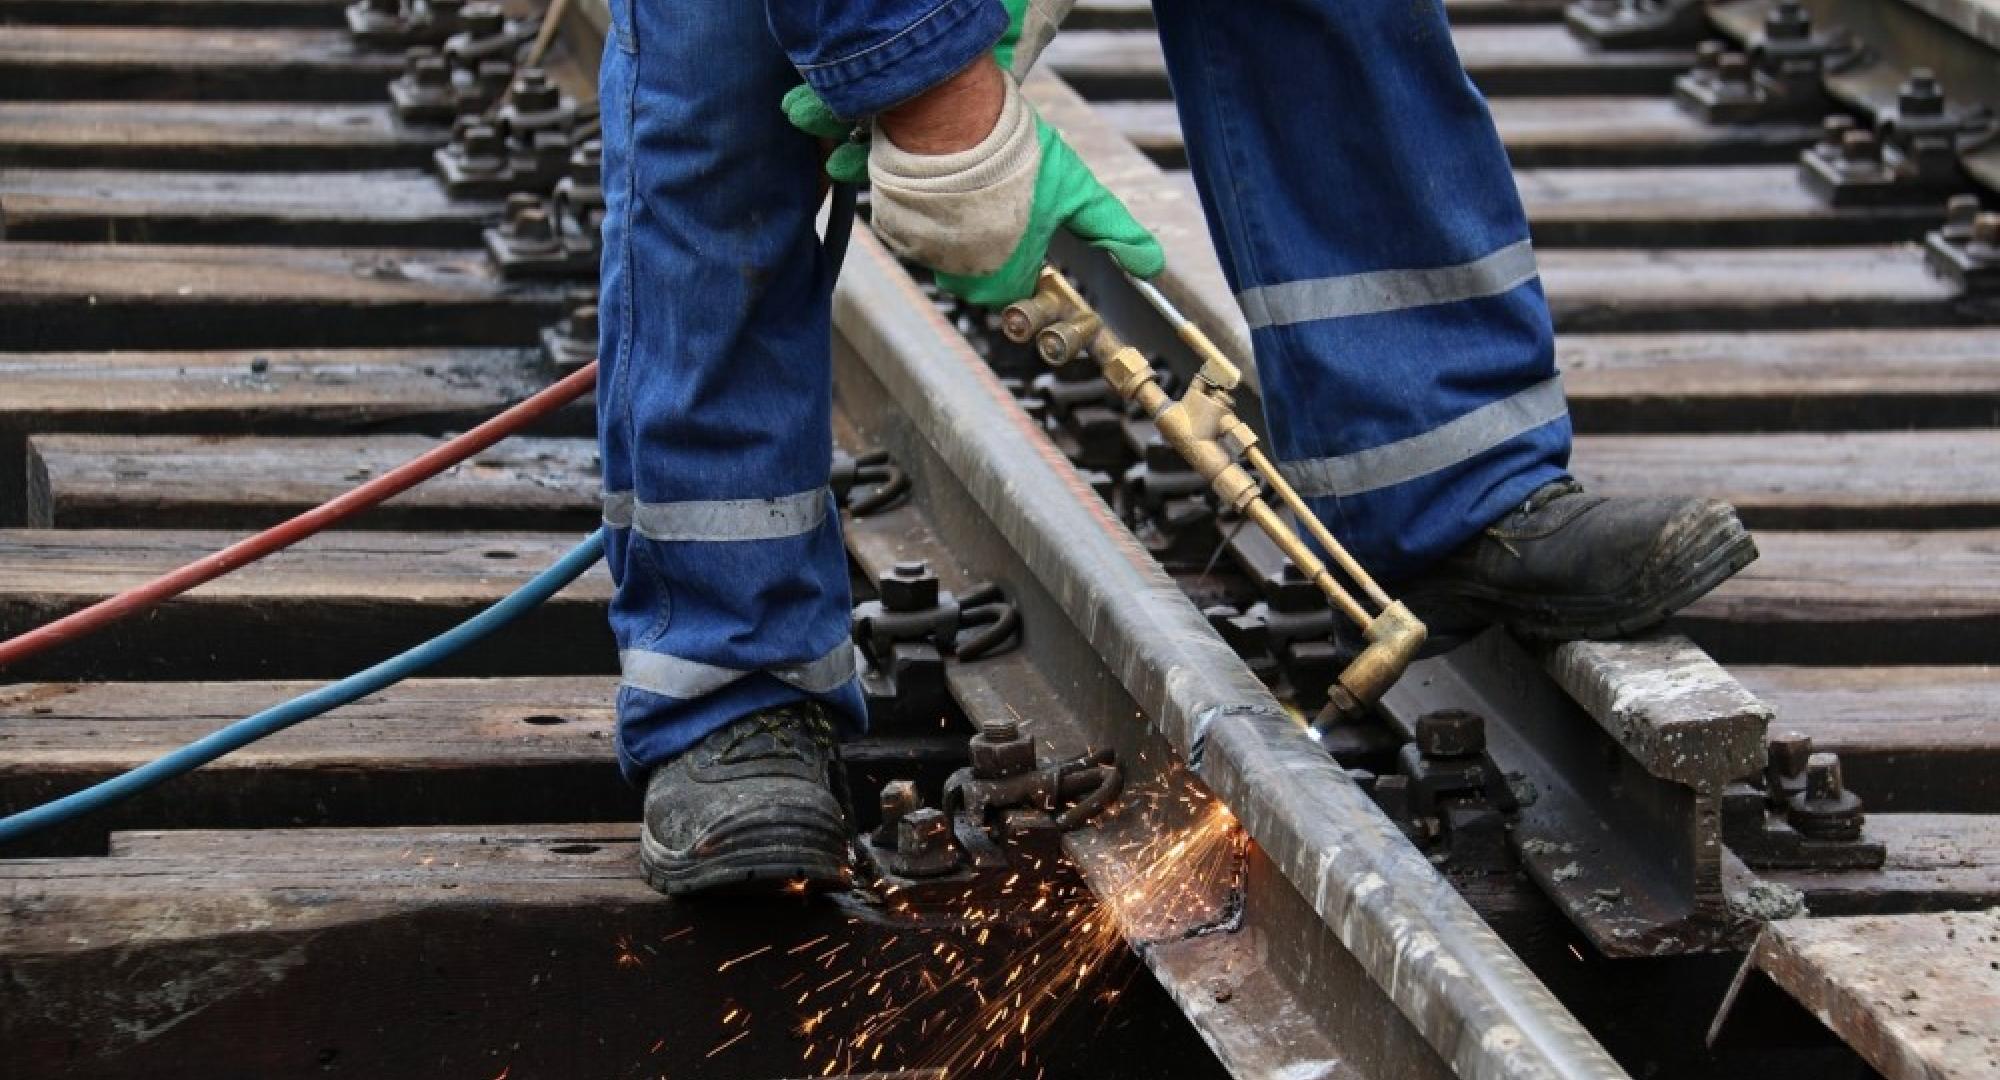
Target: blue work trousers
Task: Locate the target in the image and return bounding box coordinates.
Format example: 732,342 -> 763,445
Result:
598,0 -> 1570,776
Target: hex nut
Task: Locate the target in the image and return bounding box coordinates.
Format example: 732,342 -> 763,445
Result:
970,718 -> 1036,779
1415,709 -> 1485,758
1766,731 -> 1813,777
889,807 -> 959,878
879,779 -> 920,825
878,561 -> 940,614
1786,751 -> 1865,841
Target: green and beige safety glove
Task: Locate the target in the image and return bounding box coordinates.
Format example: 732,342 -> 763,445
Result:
781,0 -> 1074,186
866,70 -> 1162,306
993,0 -> 1073,77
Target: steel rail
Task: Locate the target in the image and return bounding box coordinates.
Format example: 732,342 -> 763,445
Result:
830,230 -> 1627,1080
1027,69 -> 1790,958
555,1 -> 1623,1070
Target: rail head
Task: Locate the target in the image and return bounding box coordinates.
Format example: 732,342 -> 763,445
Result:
832,230 -> 1628,1080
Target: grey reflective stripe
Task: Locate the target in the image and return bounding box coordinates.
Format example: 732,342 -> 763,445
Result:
1237,239 -> 1539,330
601,487 -> 828,542
619,642 -> 858,699
1278,376 -> 1569,499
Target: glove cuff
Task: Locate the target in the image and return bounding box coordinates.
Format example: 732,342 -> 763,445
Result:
1006,0 -> 1075,77
867,73 -> 1041,276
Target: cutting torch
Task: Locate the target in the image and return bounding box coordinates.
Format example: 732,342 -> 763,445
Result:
1000,267 -> 1427,732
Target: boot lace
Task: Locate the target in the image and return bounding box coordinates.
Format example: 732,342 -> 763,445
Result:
1480,478 -> 1584,558
716,706 -> 836,764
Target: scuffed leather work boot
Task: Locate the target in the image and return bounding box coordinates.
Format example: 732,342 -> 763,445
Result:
640,701 -> 851,897
1403,479 -> 1757,644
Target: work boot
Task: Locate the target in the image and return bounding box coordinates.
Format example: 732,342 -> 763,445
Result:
639,701 -> 851,897
1402,479 -> 1757,644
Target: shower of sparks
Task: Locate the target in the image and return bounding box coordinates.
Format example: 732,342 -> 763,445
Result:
617,775 -> 1245,1078
716,944 -> 772,972
797,783 -> 1244,1078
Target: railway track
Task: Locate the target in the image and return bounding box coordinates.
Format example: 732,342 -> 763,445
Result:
2,0 -> 1997,1076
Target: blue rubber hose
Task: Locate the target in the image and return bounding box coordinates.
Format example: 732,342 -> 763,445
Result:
0,183 -> 861,848
0,528 -> 607,846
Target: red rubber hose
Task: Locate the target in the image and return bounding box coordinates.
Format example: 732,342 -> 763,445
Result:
0,361 -> 599,673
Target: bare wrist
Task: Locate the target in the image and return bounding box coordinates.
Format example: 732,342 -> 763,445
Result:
878,57 -> 1006,155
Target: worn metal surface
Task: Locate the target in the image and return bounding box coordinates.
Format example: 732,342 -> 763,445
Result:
1386,632 -> 1770,956
1713,911 -> 2000,1079
1032,67 -> 1805,959
833,413 -> 1429,1080
831,231 -> 1626,1080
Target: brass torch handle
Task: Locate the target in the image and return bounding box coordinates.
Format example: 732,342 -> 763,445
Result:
1240,499 -> 1373,628
1244,446 -> 1394,613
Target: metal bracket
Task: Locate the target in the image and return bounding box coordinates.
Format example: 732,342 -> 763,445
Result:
538,300 -> 596,370
441,3 -> 535,70
852,562 -> 1019,730
387,48 -> 458,125
1566,0 -> 1711,49
1118,435 -> 1219,570
1723,731 -> 1886,869
1922,196 -> 2000,292
481,144 -> 603,277
1676,11 -> 1847,128
1385,630 -> 1772,956
348,0 -> 466,48
829,448 -> 911,518
1030,359 -> 1132,475
942,720 -> 1124,834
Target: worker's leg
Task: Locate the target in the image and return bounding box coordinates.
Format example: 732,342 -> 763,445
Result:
1150,0 -> 1566,582
597,0 -> 863,890
1151,0 -> 1751,637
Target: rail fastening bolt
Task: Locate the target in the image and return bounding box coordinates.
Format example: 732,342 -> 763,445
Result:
473,59 -> 514,100
1900,68 -> 1944,116
892,807 -> 960,878
513,68 -> 560,113
462,1 -> 503,36
1840,128 -> 1880,164
879,779 -> 920,828
1695,40 -> 1726,75
413,55 -> 450,88
459,124 -> 507,173
1766,731 -> 1813,777
1943,194 -> 1981,239
1415,709 -> 1485,758
509,206 -> 555,244
878,561 -> 940,613
1970,212 -> 2000,256
1787,751 -> 1865,841
1717,52 -> 1752,89
1765,0 -> 1809,40
970,718 -> 1035,779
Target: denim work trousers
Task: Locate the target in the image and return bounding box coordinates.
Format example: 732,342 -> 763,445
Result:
597,0 -> 868,778
1150,0 -> 1571,582
600,0 -> 1572,776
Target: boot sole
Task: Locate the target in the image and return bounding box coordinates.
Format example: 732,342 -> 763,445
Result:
639,823 -> 850,898
1412,503 -> 1759,644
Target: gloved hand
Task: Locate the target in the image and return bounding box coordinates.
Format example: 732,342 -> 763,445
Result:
781,0 -> 1074,186
865,70 -> 1162,305
993,0 -> 1073,78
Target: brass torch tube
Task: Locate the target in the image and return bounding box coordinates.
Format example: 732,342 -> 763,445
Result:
1244,445 -> 1395,613
1242,499 -> 1373,628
